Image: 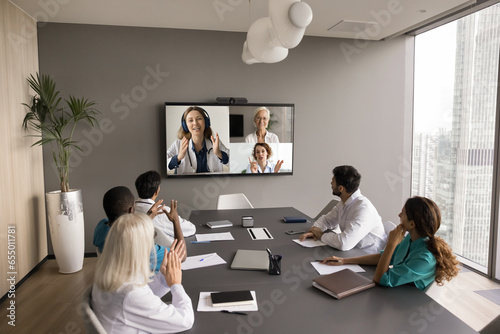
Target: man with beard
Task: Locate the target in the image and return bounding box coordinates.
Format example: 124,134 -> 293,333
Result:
299,165 -> 387,253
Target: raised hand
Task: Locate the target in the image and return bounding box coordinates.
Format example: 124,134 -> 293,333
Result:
274,160 -> 284,173
248,157 -> 258,173
147,199 -> 165,219
165,199 -> 187,261
162,246 -> 182,287
211,133 -> 222,159
387,224 -> 406,248
160,239 -> 186,278
177,137 -> 189,161
171,239 -> 186,262
165,199 -> 180,223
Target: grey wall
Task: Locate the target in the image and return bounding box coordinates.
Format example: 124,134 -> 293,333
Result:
37,23 -> 414,253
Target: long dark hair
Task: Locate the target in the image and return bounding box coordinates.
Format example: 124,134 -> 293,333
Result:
404,196 -> 460,285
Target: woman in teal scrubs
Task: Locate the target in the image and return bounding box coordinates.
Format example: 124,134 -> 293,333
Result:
322,196 -> 460,290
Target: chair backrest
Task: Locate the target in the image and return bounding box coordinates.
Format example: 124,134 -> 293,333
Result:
314,199 -> 339,220
217,193 -> 254,210
383,221 -> 397,235
80,285 -> 108,334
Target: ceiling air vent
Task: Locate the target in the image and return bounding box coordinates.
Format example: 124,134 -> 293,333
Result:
328,20 -> 378,33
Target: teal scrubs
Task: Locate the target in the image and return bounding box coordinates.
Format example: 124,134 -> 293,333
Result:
379,235 -> 436,290
93,218 -> 168,272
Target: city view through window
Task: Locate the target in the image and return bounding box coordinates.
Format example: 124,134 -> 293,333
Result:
412,4 -> 500,271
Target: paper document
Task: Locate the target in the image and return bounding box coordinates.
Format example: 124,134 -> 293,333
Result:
196,232 -> 234,242
181,253 -> 226,270
310,261 -> 365,275
197,291 -> 258,312
247,228 -> 273,240
293,239 -> 326,248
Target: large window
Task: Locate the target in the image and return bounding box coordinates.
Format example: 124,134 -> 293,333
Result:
412,3 -> 500,273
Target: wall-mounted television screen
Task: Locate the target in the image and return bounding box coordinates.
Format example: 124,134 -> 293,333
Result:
165,102 -> 294,178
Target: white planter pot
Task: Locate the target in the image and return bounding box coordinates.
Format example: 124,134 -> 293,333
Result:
46,189 -> 85,274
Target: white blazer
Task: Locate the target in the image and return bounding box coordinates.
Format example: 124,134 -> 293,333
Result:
167,138 -> 229,174
91,274 -> 194,334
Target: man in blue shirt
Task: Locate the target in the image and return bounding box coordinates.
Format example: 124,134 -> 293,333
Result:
93,186 -> 186,271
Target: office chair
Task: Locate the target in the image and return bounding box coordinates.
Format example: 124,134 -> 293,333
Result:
81,285 -> 107,334
217,193 -> 254,210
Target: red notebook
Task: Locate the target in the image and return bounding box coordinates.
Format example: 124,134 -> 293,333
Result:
312,269 -> 375,299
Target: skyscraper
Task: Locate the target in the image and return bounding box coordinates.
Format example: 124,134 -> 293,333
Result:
412,4 -> 500,267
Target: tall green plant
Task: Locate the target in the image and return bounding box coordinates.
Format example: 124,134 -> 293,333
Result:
22,73 -> 100,192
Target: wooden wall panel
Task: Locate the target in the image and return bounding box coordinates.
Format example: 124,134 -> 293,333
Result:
0,0 -> 47,298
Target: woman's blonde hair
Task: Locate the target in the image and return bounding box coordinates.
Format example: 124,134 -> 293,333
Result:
94,213 -> 155,292
253,107 -> 270,128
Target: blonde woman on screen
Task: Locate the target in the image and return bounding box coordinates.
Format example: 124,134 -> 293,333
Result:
245,107 -> 279,143
91,213 -> 194,333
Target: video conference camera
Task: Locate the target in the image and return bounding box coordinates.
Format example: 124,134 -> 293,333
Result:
216,97 -> 248,105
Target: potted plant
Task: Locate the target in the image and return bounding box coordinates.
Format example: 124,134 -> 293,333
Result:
23,73 -> 100,273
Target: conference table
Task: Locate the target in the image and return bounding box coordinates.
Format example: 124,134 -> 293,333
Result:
177,207 -> 475,333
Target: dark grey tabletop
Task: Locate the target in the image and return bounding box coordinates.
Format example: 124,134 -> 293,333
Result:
177,207 -> 475,334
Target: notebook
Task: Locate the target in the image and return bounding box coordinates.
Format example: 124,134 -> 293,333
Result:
283,216 -> 308,223
210,290 -> 254,307
230,249 -> 269,270
312,268 -> 375,299
207,220 -> 233,228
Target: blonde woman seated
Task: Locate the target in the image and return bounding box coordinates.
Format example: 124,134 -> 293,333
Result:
245,107 -> 279,143
321,196 -> 459,291
246,143 -> 284,173
91,213 -> 194,333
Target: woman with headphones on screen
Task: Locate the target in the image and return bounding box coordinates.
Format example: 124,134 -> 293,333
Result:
167,106 -> 229,174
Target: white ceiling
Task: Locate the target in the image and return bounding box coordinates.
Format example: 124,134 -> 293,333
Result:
11,0 -> 476,40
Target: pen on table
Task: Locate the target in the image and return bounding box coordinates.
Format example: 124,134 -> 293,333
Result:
200,254 -> 215,262
221,310 -> 248,315
191,240 -> 211,244
315,259 -> 341,263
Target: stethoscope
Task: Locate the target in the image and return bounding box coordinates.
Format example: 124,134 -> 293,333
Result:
185,139 -> 213,171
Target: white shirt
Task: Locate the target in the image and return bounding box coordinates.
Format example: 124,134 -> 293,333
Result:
166,138 -> 229,174
91,273 -> 194,334
245,131 -> 280,143
313,189 -> 387,253
135,199 -> 196,246
245,161 -> 277,173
